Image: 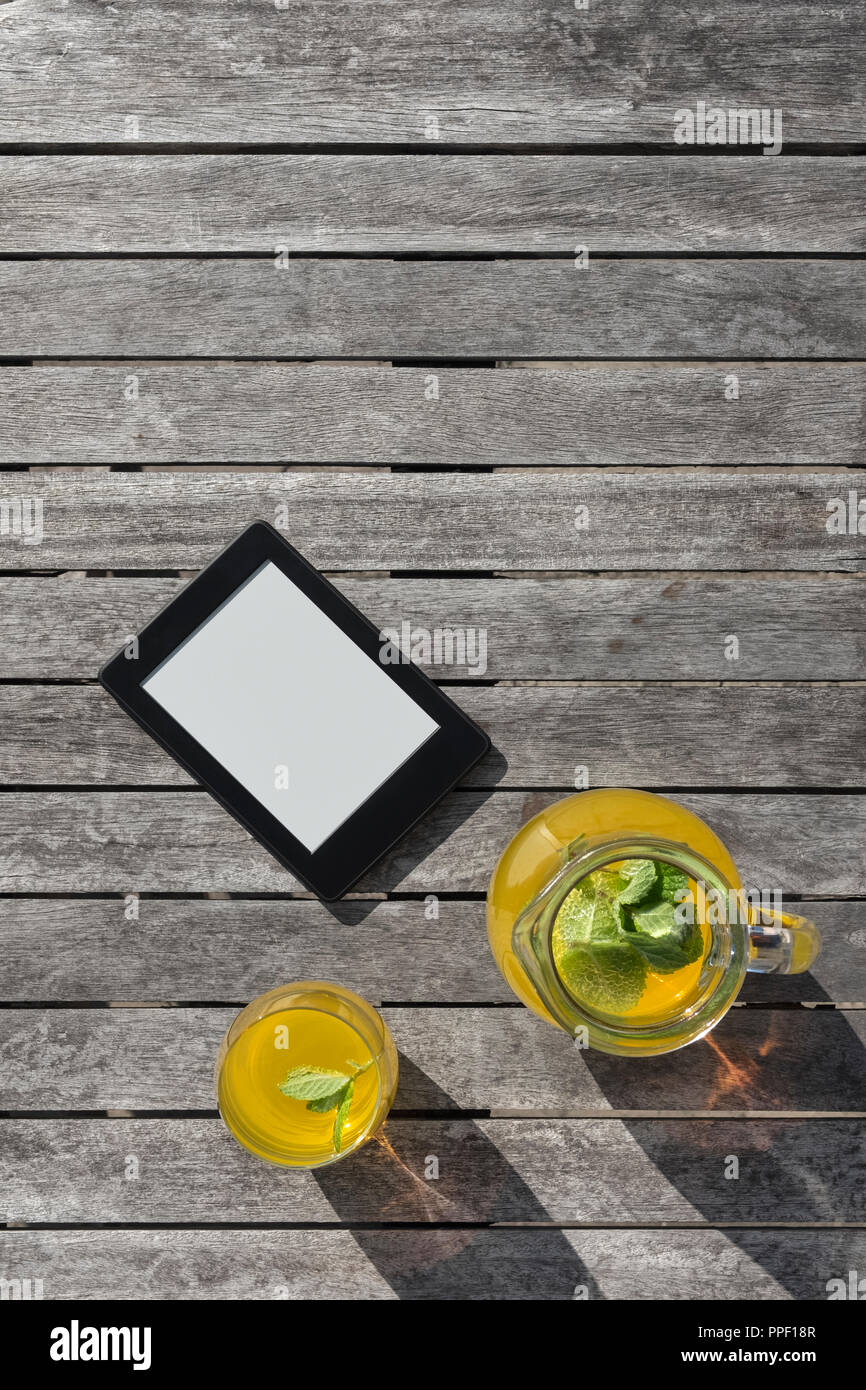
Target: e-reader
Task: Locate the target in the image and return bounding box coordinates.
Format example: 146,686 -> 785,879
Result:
99,522 -> 489,900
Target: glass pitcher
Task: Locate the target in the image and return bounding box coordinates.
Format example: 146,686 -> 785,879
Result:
486,789 -> 820,1057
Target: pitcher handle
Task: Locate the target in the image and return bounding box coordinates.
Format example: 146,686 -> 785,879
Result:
746,903 -> 821,975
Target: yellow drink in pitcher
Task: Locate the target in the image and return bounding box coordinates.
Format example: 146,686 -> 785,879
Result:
216,982 -> 398,1168
487,788 -> 742,1029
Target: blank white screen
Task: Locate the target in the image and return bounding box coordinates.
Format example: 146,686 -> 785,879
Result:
142,561 -> 439,852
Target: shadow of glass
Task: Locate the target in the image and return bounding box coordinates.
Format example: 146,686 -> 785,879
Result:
312,1054 -> 600,1300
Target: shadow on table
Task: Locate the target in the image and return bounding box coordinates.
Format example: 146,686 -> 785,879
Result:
324,748 -> 508,925
312,1054 -> 599,1301
314,977 -> 865,1299
317,752 -> 861,1297
580,978 -> 866,1299
318,741 -> 593,1296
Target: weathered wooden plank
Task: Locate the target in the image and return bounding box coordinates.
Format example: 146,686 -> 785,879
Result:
0,791 -> 863,895
3,576 -> 866,681
0,1227 -> 397,1300
0,899 -> 504,1004
2,1226 -> 857,1300
2,363 -> 864,468
0,471 -> 862,572
3,1117 -> 865,1225
1,0 -> 863,145
1,1007 -> 865,1112
3,157 -> 864,252
2,261 -> 864,359
0,897 -> 858,1006
4,683 -> 865,789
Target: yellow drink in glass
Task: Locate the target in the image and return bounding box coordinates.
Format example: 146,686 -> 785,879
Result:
216,981 -> 398,1167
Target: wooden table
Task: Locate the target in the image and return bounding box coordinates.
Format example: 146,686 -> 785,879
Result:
0,0 -> 865,1301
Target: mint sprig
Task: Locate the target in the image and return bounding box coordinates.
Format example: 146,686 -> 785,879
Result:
616,858 -> 658,905
277,1059 -> 371,1153
332,1083 -> 355,1148
277,1066 -> 350,1102
552,857 -> 703,1012
658,862 -> 690,904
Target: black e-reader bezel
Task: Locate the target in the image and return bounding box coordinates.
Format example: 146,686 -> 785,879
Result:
99,522 -> 490,900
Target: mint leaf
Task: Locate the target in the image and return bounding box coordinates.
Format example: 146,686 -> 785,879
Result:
333,1080 -> 355,1153
630,921 -> 704,974
307,1082 -> 352,1114
615,859 -> 658,906
629,894 -> 704,974
553,871 -> 624,946
659,863 -> 690,904
553,858 -> 707,1010
556,939 -> 647,1013
277,1065 -> 351,1102
552,854 -> 710,1012
553,872 -> 646,1012
278,1060 -> 370,1154
630,899 -> 680,938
